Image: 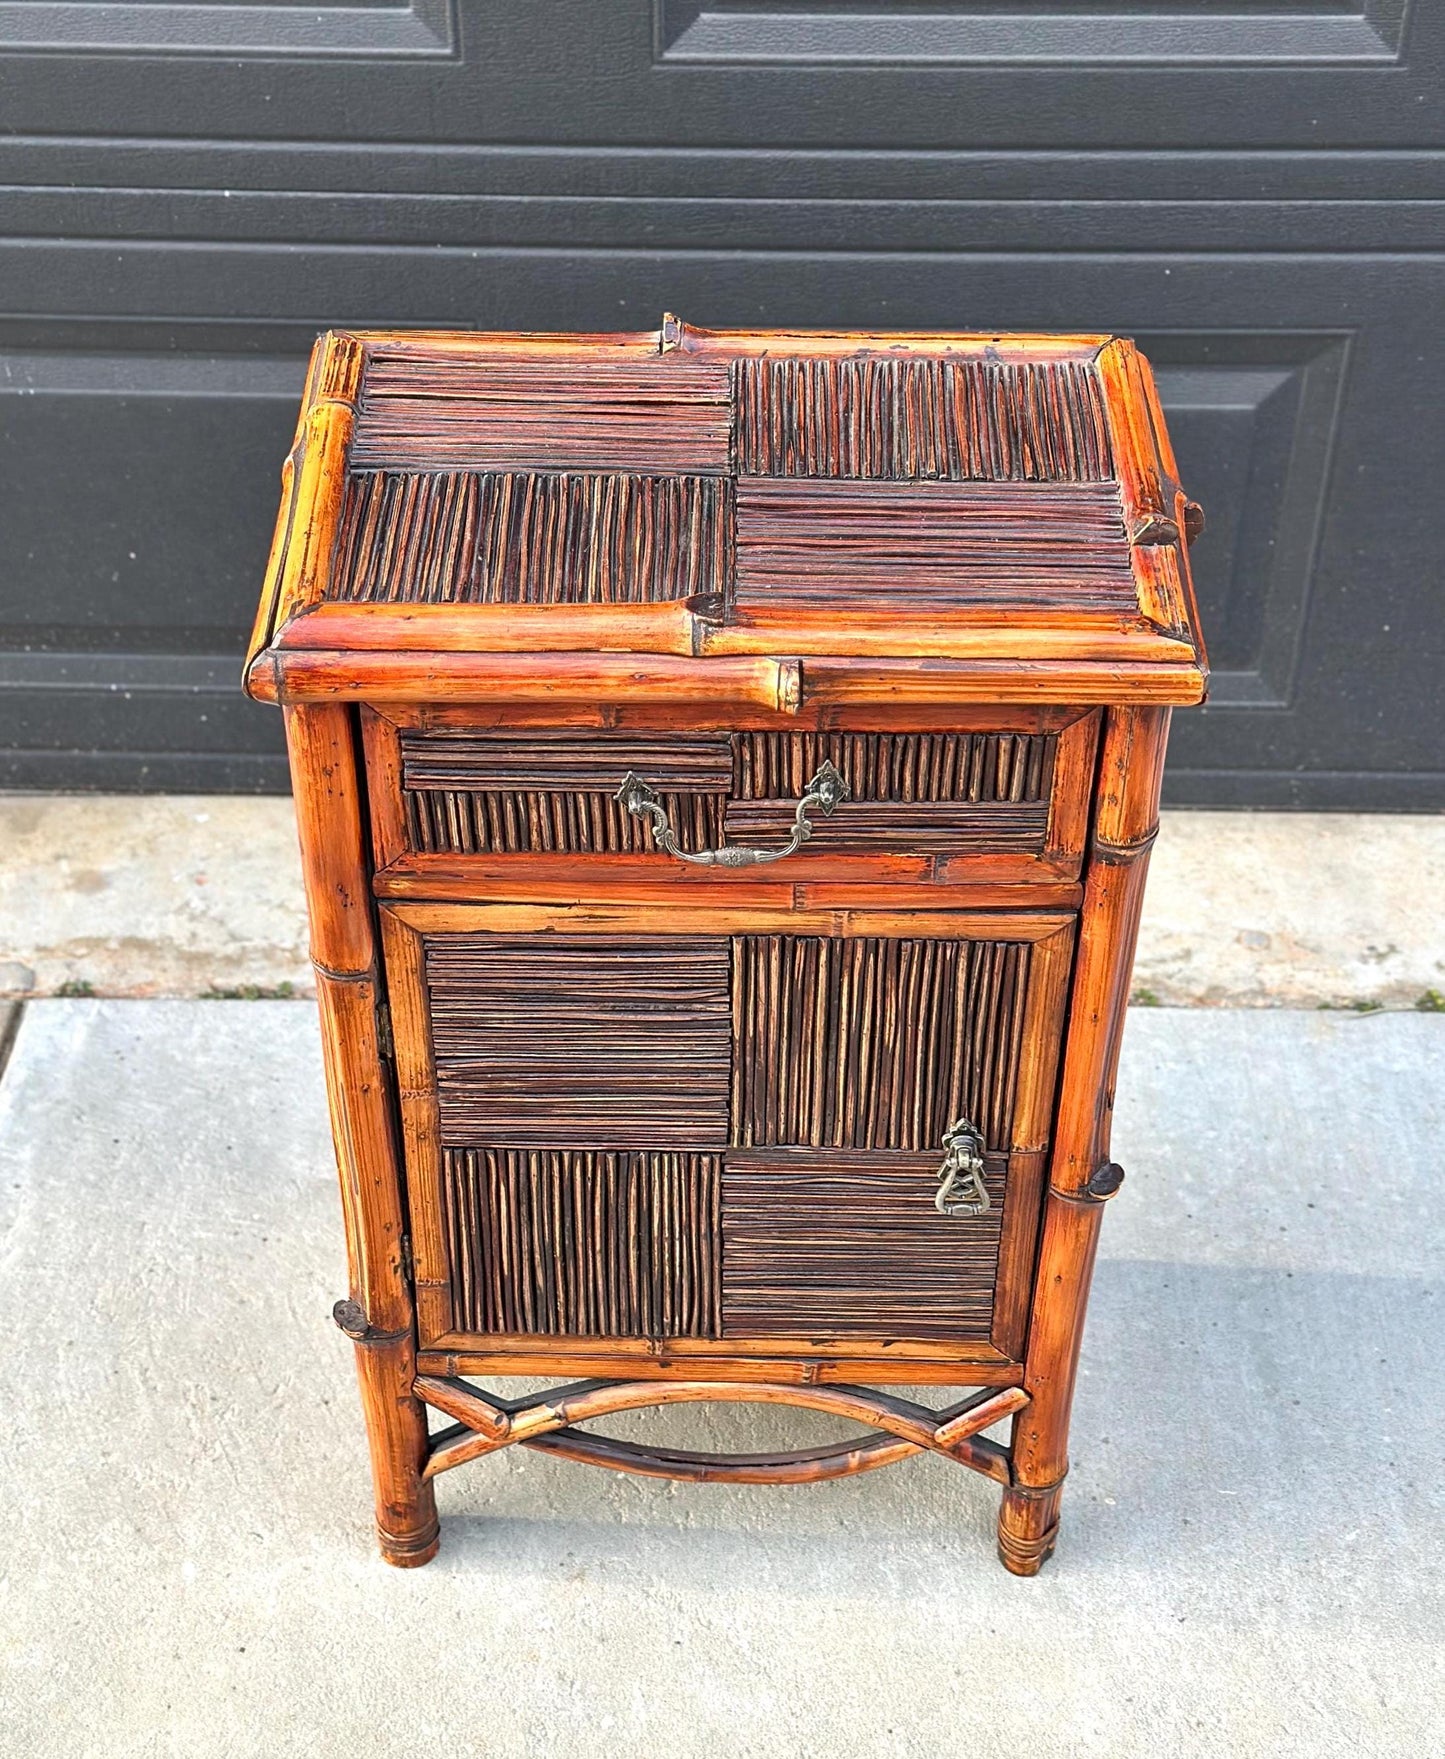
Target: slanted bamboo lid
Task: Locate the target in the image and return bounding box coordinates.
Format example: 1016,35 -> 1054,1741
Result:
246,318 -> 1206,709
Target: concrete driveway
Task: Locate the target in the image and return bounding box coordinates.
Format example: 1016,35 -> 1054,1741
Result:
0,1001 -> 1440,1757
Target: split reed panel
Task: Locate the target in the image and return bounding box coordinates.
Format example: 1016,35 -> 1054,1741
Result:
731,355 -> 1114,481
394,728 -> 1058,858
734,480 -> 1137,613
720,1150 -> 1006,1340
443,1148 -> 721,1338
727,730 -> 1055,853
352,353 -> 734,473
331,470 -> 732,605
426,935 -> 732,1149
400,730 -> 731,855
730,935 -> 1031,1153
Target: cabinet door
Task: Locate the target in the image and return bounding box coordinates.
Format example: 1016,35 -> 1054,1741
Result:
380,903 -> 1073,1369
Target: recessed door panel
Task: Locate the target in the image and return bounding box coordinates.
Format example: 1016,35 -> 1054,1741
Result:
382,903 -> 1073,1361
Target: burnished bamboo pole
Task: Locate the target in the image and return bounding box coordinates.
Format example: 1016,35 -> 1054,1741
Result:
998,705 -> 1170,1575
284,701 -> 438,1567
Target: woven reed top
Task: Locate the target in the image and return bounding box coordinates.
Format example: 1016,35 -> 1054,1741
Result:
246,319 -> 1208,706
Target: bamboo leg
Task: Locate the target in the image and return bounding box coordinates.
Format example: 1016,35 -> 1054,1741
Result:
1000,707 -> 1169,1576
286,703 -> 438,1566
998,1482 -> 1065,1575
354,1333 -> 439,1567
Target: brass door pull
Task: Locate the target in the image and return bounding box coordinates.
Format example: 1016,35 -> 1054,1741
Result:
935,1118 -> 990,1217
615,761 -> 849,867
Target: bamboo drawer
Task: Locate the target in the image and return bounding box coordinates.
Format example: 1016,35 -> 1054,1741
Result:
361,705 -> 1098,900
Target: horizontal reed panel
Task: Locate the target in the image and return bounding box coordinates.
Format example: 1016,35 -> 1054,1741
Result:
401,730 -> 734,793
353,355 -> 733,472
362,353 -> 734,406
724,799 -> 1049,853
400,731 -> 732,856
721,1152 -> 1006,1340
406,788 -> 725,855
426,935 -> 732,1149
732,731 -> 1055,804
732,355 -> 1114,481
330,471 -> 732,605
734,479 -> 1137,612
443,1148 -> 721,1339
731,936 -> 1030,1153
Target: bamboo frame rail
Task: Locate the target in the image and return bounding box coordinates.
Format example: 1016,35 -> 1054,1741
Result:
415,1376 -> 1027,1487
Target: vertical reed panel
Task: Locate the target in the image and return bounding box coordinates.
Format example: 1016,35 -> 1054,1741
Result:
723,732 -> 1057,852
732,355 -> 1114,481
731,936 -> 1032,1154
442,1148 -> 721,1338
401,788 -> 725,855
730,731 -> 1055,802
330,471 -> 733,606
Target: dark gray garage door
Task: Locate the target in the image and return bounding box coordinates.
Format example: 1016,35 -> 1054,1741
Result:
1,2 -> 1441,808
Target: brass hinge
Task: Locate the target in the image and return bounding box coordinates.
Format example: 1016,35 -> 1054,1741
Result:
375,1000 -> 394,1059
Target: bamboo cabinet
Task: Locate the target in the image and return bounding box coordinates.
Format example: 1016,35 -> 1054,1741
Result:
245,319 -> 1206,1573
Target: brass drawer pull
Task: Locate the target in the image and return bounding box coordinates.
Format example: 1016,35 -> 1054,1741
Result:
616,760 -> 849,867
935,1118 -> 990,1217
